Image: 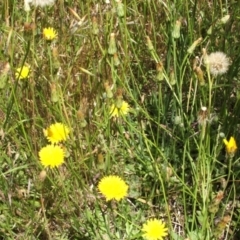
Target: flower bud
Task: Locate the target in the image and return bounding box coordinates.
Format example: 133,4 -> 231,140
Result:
113,53 -> 120,66
169,70 -> 176,85
39,170 -> 47,182
172,20 -> 181,39
108,33 -> 117,55
50,83 -> 59,102
104,82 -> 113,98
202,48 -> 209,69
77,109 -> 87,127
115,98 -> 123,109
174,116 -> 182,125
92,16 -> 99,35
207,25 -> 212,35
116,1 -> 124,18
213,216 -> 231,238
156,62 -> 164,81
187,37 -> 202,54
146,36 -> 154,51
24,22 -> 36,33
219,132 -> 225,138
52,47 -> 61,70
17,189 -> 27,199
97,153 -> 104,164
195,66 -> 205,86
116,88 -> 123,99
219,15 -> 230,25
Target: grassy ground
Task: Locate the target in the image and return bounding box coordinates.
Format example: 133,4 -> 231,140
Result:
1,0 -> 240,239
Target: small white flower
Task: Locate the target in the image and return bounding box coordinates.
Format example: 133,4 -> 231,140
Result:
207,51 -> 230,76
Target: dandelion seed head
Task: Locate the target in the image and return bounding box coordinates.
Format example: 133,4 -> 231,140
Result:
208,51 -> 230,76
25,0 -> 55,7
197,106 -> 208,126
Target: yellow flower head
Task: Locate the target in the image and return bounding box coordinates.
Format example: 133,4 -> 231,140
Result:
142,219 -> 168,240
223,136 -> 237,157
98,175 -> 128,201
43,27 -> 57,40
43,122 -> 70,144
110,100 -> 130,118
39,144 -> 64,168
15,65 -> 30,80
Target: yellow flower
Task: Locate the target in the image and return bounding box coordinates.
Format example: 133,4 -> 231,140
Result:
15,65 -> 30,79
43,122 -> 70,144
98,175 -> 128,201
223,136 -> 237,156
43,27 -> 57,40
39,145 -> 64,168
110,100 -> 130,118
142,219 -> 168,240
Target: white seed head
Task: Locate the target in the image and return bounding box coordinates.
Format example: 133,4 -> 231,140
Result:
208,51 -> 230,76
26,0 -> 55,7
24,0 -> 31,11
